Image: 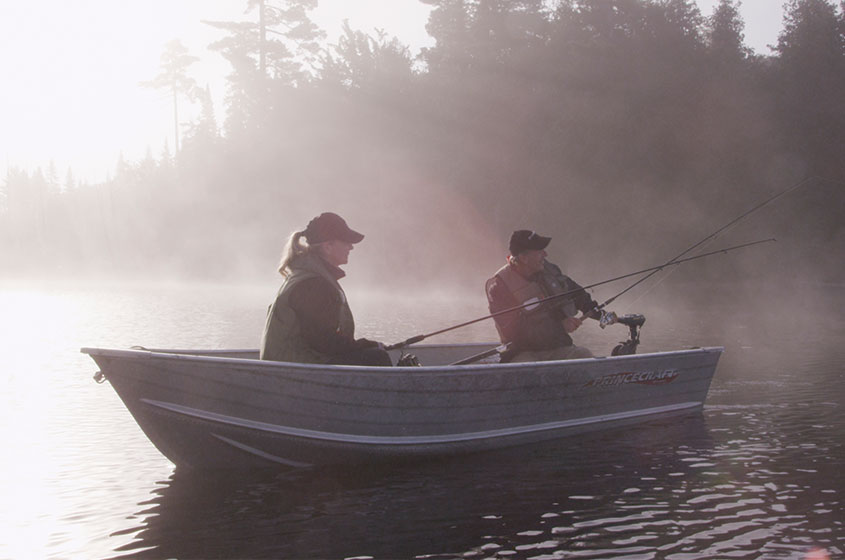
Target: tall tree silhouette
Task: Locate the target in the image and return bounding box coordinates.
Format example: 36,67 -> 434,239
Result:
182,84 -> 219,148
206,0 -> 324,134
707,0 -> 749,62
422,0 -> 547,69
140,40 -> 199,154
321,22 -> 415,92
778,0 -> 843,63
5,0 -> 845,282
420,0 -> 472,71
660,0 -> 704,44
470,0 -> 547,63
775,0 -> 845,173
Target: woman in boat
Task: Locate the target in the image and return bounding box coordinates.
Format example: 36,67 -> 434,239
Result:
485,229 -> 614,362
260,212 -> 392,366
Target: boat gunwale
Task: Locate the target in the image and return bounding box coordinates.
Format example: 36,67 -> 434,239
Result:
80,344 -> 725,374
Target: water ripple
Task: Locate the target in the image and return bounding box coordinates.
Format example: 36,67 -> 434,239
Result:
1,284 -> 842,559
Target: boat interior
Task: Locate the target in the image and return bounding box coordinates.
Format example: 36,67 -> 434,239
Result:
130,343 -> 505,367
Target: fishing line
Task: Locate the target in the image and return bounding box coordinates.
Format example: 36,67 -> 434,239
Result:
386,238 -> 774,350
388,176 -> 828,351
596,175 -> 818,311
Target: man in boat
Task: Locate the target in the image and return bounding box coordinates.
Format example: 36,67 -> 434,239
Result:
260,212 -> 392,366
486,229 -> 614,362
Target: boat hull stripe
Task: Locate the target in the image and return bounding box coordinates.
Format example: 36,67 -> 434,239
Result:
141,398 -> 702,446
210,433 -> 313,467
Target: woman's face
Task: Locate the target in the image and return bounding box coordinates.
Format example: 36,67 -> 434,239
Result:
319,240 -> 354,267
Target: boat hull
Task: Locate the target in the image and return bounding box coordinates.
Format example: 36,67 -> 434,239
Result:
82,344 -> 722,469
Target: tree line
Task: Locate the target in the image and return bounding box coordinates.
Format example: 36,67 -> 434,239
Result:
2,0 -> 843,288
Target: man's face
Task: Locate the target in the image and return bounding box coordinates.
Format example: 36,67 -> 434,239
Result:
517,248 -> 547,275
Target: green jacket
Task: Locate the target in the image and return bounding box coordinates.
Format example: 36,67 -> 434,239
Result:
259,253 -> 355,363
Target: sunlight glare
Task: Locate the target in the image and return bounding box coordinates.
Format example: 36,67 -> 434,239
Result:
0,289 -> 96,558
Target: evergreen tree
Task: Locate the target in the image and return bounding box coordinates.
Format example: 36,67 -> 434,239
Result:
420,0 -> 471,71
470,0 -> 548,63
0,168 -> 11,216
777,0 -> 843,64
422,0 -> 547,70
260,0 -> 324,78
661,0 -> 703,41
46,160 -> 60,197
183,84 -> 220,146
159,139 -> 174,170
206,0 -> 324,133
140,39 -> 200,153
775,0 -> 845,172
64,167 -> 76,194
707,0 -> 749,61
321,22 -> 415,92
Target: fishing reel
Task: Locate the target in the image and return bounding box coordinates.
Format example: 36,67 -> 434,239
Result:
396,352 -> 422,367
611,313 -> 646,356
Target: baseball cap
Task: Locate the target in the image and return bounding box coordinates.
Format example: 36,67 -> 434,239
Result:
509,229 -> 551,255
304,212 -> 364,244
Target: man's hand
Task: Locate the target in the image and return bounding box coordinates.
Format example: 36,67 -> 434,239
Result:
563,316 -> 582,333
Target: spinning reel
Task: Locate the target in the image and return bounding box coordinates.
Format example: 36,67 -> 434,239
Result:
611,313 -> 646,356
397,352 -> 422,366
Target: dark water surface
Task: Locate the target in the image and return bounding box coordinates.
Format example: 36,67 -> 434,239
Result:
0,282 -> 842,559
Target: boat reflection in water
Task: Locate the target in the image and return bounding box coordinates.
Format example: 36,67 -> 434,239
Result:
82,342 -> 721,469
111,414 -> 717,559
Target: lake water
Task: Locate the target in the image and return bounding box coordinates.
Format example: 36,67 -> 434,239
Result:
0,281 -> 842,559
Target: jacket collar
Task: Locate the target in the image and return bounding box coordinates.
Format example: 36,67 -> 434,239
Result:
293,252 -> 346,280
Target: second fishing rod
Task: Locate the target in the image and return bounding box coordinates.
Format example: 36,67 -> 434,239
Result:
386,177 -> 813,351
593,176 -> 815,312
385,238 -> 774,351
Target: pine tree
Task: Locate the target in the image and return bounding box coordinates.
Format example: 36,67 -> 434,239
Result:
140,40 -> 200,153
420,0 -> 471,71
64,167 -> 76,194
708,0 -> 749,61
775,0 -> 845,173
321,22 -> 415,92
205,0 -> 324,133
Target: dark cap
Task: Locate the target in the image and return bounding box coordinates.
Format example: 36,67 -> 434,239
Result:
304,212 -> 364,244
509,229 -> 551,255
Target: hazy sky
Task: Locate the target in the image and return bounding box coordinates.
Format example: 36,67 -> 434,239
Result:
1,0 -> 786,184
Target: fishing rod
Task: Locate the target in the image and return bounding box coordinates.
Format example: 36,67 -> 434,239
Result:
385,237 -> 775,351
593,176 -> 815,312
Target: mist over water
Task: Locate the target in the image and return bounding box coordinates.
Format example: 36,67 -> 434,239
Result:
0,282 -> 841,559
1,1 -> 844,557
2,2 -> 843,293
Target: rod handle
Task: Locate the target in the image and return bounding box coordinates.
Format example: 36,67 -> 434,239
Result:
385,334 -> 425,351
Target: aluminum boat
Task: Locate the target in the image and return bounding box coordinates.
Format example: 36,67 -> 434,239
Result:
82,343 -> 722,469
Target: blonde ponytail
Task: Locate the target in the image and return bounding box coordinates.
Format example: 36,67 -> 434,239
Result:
278,230 -> 310,277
